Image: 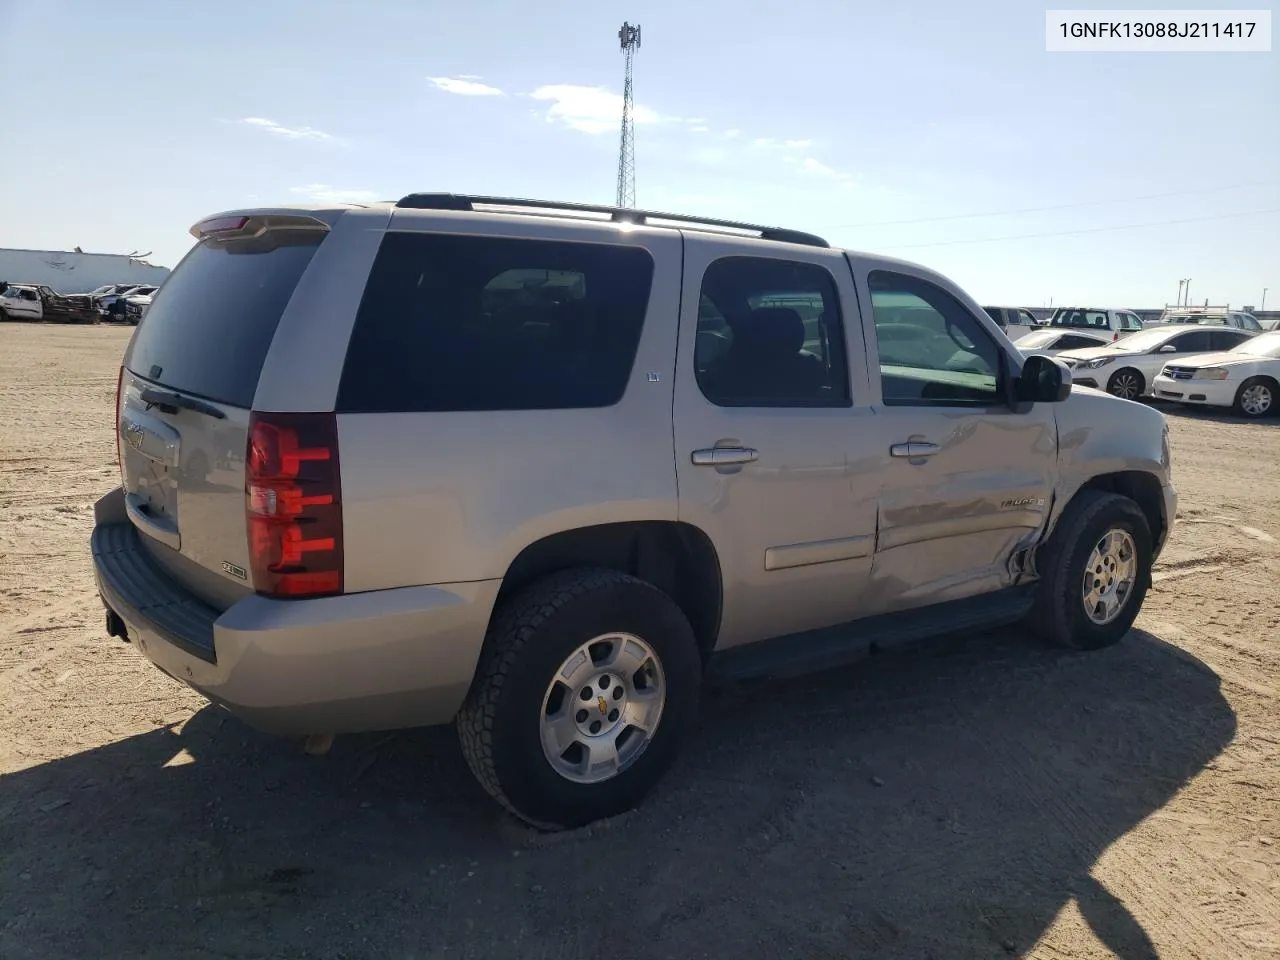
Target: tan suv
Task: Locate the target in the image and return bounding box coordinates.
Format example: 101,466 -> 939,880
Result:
92,194 -> 1177,829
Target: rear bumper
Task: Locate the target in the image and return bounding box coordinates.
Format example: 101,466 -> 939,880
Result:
91,490 -> 498,737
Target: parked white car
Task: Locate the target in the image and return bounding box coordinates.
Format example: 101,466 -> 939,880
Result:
1046,306 -> 1146,342
1014,328 -> 1113,358
1152,330 -> 1280,418
981,305 -> 1043,342
1056,324 -> 1257,400
0,284 -> 42,320
119,290 -> 154,324
1156,305 -> 1263,332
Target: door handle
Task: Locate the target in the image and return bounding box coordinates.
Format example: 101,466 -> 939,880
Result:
890,441 -> 940,458
691,447 -> 759,466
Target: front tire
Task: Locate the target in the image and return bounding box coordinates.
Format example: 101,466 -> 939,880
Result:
1233,377 -> 1276,419
1027,490 -> 1152,651
457,568 -> 701,829
1106,368 -> 1145,401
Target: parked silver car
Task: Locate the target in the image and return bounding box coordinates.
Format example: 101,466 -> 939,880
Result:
92,194 -> 1177,828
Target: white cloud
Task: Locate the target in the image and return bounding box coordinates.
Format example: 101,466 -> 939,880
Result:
529,84 -> 662,134
428,75 -> 504,96
800,157 -> 838,177
723,129 -> 741,139
754,136 -> 816,150
794,157 -> 856,185
240,117 -> 333,141
289,184 -> 380,204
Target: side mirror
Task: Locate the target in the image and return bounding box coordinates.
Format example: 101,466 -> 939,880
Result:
1158,344 -> 1177,353
1016,354 -> 1071,403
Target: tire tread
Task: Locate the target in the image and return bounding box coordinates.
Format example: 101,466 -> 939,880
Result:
456,567 -> 665,824
1029,489 -> 1150,650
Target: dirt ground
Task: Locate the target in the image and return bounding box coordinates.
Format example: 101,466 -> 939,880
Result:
1,323 -> 1277,960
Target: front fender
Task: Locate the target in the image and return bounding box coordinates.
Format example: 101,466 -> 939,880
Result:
1045,388 -> 1174,546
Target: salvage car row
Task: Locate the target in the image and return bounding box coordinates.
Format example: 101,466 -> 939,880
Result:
0,281 -> 156,324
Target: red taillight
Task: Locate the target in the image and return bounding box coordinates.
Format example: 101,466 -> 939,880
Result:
115,366 -> 125,488
245,412 -> 343,599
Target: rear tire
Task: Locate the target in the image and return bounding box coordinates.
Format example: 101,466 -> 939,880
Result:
1106,368 -> 1145,401
1027,490 -> 1152,651
1233,377 -> 1276,419
457,567 -> 701,830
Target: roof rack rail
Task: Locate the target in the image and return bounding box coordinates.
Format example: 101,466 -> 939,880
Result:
393,193 -> 830,248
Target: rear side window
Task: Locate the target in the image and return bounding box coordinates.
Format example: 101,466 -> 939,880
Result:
694,256 -> 851,408
125,230 -> 323,408
337,233 -> 654,413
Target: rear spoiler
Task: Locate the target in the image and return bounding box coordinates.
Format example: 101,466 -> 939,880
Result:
190,213 -> 332,241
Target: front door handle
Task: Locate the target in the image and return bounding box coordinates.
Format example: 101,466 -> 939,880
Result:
890,441 -> 940,458
691,447 -> 759,466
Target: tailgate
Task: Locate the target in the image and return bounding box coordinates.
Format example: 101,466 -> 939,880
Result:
116,214 -> 329,609
117,374 -> 255,609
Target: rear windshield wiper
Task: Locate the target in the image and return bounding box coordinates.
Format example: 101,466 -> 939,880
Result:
139,387 -> 227,420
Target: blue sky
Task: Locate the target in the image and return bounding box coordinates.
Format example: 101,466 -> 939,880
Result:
1,0 -> 1276,307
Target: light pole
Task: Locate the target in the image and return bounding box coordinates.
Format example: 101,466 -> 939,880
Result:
1185,278 -> 1191,307
1177,279 -> 1185,306
1263,288 -> 1269,311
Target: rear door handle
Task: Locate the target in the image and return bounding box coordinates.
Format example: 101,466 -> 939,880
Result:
691,447 -> 759,466
890,442 -> 940,458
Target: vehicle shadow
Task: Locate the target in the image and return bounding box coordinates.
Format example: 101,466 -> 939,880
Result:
0,626 -> 1234,960
1148,398 -> 1276,426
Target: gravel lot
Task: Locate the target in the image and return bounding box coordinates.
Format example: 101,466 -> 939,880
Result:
2,323 -> 1277,960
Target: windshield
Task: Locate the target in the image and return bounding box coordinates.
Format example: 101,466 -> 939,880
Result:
1231,332 -> 1280,358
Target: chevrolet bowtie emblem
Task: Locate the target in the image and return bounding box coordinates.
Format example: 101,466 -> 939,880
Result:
597,696 -> 609,715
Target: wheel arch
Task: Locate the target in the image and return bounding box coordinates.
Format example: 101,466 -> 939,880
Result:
1237,374 -> 1279,414
1045,471 -> 1167,586
1107,366 -> 1146,397
493,520 -> 723,661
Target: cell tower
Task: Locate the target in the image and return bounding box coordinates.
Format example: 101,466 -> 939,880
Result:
615,21 -> 641,209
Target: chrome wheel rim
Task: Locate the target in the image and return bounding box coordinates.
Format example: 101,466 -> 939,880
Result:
1241,384 -> 1272,416
1110,373 -> 1141,400
539,633 -> 666,784
1082,528 -> 1138,625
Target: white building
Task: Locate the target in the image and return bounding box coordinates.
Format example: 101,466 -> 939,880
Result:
0,247 -> 170,294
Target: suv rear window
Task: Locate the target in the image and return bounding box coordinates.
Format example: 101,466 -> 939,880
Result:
337,232 -> 655,413
125,230 -> 323,408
